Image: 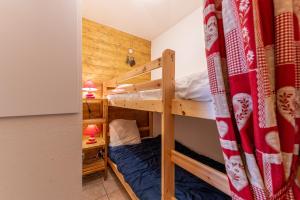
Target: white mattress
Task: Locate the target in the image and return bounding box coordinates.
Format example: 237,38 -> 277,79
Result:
108,72 -> 212,102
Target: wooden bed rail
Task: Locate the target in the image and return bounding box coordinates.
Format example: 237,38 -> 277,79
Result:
171,150 -> 230,195
105,57 -> 162,88
138,126 -> 150,132
108,158 -> 139,200
107,79 -> 162,95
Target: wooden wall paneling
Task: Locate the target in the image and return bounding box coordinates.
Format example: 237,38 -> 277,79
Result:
82,18 -> 151,97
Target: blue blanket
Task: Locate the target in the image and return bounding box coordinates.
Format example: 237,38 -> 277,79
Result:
109,136 -> 230,200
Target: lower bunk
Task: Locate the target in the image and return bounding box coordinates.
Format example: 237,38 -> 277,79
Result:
108,136 -> 230,200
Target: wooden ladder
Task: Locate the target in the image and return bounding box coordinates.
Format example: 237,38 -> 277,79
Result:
161,50 -> 230,200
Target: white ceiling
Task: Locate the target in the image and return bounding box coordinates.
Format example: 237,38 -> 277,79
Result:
82,0 -> 203,40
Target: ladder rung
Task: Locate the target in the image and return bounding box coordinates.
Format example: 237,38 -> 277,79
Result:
170,150 -> 230,195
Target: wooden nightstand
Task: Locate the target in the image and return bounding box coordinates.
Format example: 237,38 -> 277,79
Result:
82,98 -> 108,179
82,136 -> 107,176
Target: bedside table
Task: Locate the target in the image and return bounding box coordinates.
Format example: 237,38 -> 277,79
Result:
82,97 -> 108,179
82,136 -> 107,177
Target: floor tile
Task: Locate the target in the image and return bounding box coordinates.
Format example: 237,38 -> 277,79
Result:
96,195 -> 109,200
107,169 -> 117,180
107,189 -> 130,200
82,167 -> 130,200
83,173 -> 104,187
82,173 -> 107,200
82,183 -> 107,200
103,178 -> 121,194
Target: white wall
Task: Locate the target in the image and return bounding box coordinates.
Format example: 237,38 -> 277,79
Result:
151,7 -> 207,79
0,1 -> 82,200
0,0 -> 81,117
151,7 -> 224,163
0,115 -> 82,200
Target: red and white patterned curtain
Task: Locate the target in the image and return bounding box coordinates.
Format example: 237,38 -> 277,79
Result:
203,0 -> 300,199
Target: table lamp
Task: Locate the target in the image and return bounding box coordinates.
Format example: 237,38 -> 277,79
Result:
82,80 -> 97,99
84,124 -> 99,144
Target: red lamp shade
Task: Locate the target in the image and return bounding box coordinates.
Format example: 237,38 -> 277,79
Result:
84,124 -> 99,136
82,80 -> 97,99
84,124 -> 99,144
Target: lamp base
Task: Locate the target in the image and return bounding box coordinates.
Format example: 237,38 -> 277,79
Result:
86,136 -> 97,144
86,92 -> 95,99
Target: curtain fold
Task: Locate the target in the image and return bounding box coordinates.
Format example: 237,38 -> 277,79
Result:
203,0 -> 300,199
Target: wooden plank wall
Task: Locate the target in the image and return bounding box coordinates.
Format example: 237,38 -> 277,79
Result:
82,18 -> 151,99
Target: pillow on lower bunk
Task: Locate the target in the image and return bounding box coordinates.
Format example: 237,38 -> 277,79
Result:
109,119 -> 141,147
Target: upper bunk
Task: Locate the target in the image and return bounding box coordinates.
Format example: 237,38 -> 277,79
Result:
103,49 -> 215,120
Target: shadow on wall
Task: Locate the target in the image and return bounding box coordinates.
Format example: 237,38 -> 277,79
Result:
153,113 -> 224,163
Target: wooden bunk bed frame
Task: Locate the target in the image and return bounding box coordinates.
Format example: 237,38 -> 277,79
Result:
102,49 -> 230,200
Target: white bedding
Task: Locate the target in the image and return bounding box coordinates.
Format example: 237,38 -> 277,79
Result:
108,72 -> 212,102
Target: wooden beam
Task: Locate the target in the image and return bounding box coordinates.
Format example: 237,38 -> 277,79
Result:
171,150 -> 230,195
83,118 -> 106,125
138,126 -> 150,132
82,160 -> 105,176
161,49 -> 175,200
172,99 -> 215,119
105,58 -> 162,87
107,79 -> 162,95
82,98 -> 103,104
108,159 -> 139,200
102,82 -> 108,98
108,99 -> 162,113
149,112 -> 153,137
102,95 -> 109,180
107,98 -> 215,119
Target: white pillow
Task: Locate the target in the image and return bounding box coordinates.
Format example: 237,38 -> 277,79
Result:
109,119 -> 141,147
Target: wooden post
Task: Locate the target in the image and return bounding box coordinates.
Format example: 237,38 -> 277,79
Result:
149,112 -> 153,137
161,49 -> 175,200
102,83 -> 108,180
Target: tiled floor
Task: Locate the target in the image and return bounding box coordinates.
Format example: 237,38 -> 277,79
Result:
82,168 -> 131,200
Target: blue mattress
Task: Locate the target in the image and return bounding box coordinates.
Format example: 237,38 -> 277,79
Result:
109,136 -> 230,200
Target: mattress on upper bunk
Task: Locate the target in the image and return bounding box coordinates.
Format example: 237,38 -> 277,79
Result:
108,72 -> 212,102
109,136 -> 230,200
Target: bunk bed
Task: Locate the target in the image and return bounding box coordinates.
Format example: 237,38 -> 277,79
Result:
102,49 -> 230,200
